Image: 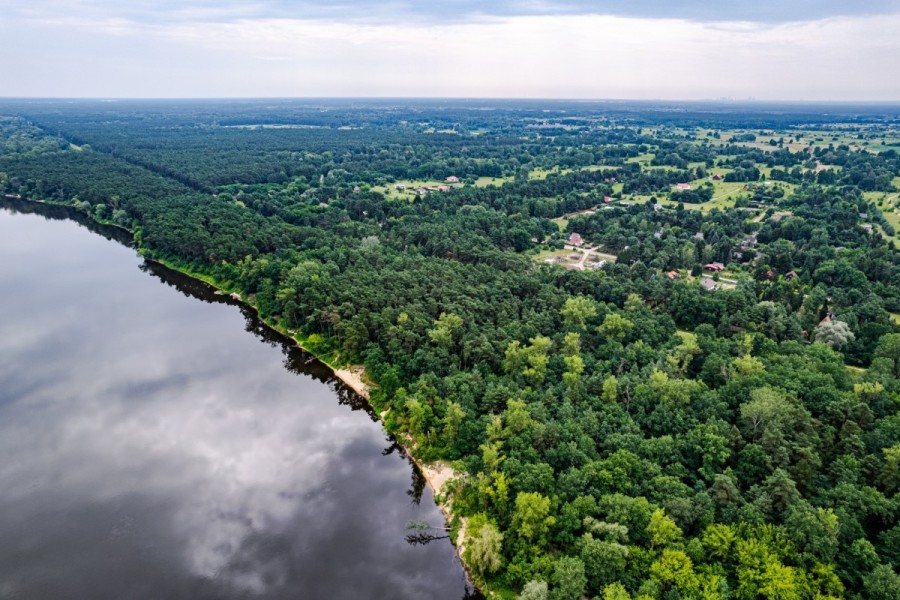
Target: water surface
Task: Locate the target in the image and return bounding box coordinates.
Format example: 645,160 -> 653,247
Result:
0,199 -> 473,599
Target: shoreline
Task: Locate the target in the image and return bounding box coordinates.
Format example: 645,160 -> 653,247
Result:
2,194 -> 476,591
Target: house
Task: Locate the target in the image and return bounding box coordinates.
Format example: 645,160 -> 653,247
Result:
395,184 -> 406,191
437,185 -> 451,192
666,271 -> 680,280
861,223 -> 874,232
784,270 -> 798,280
770,211 -> 794,222
700,278 -> 718,290
704,262 -> 725,272
653,229 -> 663,239
568,233 -> 584,246
445,176 -> 460,183
414,187 -> 429,195
675,183 -> 692,190
711,174 -> 723,181
353,186 -> 361,193
603,195 -> 614,203
694,232 -> 705,240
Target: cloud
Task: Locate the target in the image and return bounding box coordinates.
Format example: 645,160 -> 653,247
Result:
1,6 -> 899,99
7,0 -> 900,25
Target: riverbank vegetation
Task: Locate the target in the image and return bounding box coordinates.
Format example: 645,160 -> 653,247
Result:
1,99 -> 898,599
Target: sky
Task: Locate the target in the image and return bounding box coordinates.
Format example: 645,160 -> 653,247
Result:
2,1 -> 900,100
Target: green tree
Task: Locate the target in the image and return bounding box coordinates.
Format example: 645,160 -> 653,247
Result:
513,492 -> 555,544
813,319 -> 855,349
466,521 -> 504,576
521,580 -> 549,600
562,296 -> 598,330
647,508 -> 683,548
551,556 -> 587,600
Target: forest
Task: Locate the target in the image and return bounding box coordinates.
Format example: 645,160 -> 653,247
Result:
0,99 -> 898,600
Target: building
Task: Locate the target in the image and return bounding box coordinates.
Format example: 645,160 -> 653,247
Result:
675,183 -> 692,190
666,271 -> 680,280
445,176 -> 460,183
437,185 -> 451,192
568,233 -> 584,246
784,270 -> 798,280
700,278 -> 718,290
704,262 -> 725,272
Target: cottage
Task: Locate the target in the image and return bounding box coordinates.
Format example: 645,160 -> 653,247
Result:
770,211 -> 794,222
784,270 -> 798,280
568,233 -> 584,246
704,262 -> 725,272
666,271 -> 680,280
445,176 -> 460,183
603,195 -> 614,203
395,184 -> 406,191
694,232 -> 705,240
675,183 -> 692,190
437,185 -> 451,192
861,223 -> 874,232
711,174 -> 723,181
700,278 -> 718,290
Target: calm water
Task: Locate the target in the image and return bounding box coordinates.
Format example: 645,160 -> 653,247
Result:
0,199 -> 474,599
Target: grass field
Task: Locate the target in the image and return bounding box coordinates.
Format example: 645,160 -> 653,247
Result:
473,176 -> 514,187
532,248 -> 575,262
371,179 -> 454,200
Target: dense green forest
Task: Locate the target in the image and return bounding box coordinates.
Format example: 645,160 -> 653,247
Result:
1,100 -> 898,600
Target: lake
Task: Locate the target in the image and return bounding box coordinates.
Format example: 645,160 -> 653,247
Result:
0,199 -> 475,599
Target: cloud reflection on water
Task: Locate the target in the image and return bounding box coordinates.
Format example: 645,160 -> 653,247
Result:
0,206 -> 471,599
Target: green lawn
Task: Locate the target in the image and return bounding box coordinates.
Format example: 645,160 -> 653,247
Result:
473,176 -> 514,187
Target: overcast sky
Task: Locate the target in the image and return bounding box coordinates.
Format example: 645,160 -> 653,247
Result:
2,1 -> 899,100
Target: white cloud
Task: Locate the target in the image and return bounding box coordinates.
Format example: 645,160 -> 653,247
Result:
2,12 -> 898,99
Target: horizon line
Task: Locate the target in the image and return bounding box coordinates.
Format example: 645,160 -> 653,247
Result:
2,96 -> 900,105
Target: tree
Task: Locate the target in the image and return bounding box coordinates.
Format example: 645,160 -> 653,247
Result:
873,333 -> 900,378
813,319 -> 855,349
551,556 -> 587,600
650,549 -> 698,594
466,522 -> 504,576
647,508 -> 683,548
521,580 -> 549,600
513,492 -> 555,544
597,313 -> 634,342
562,296 -> 598,330
863,564 -> 900,600
581,533 -> 628,591
602,583 -> 631,600
428,311 -> 463,348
